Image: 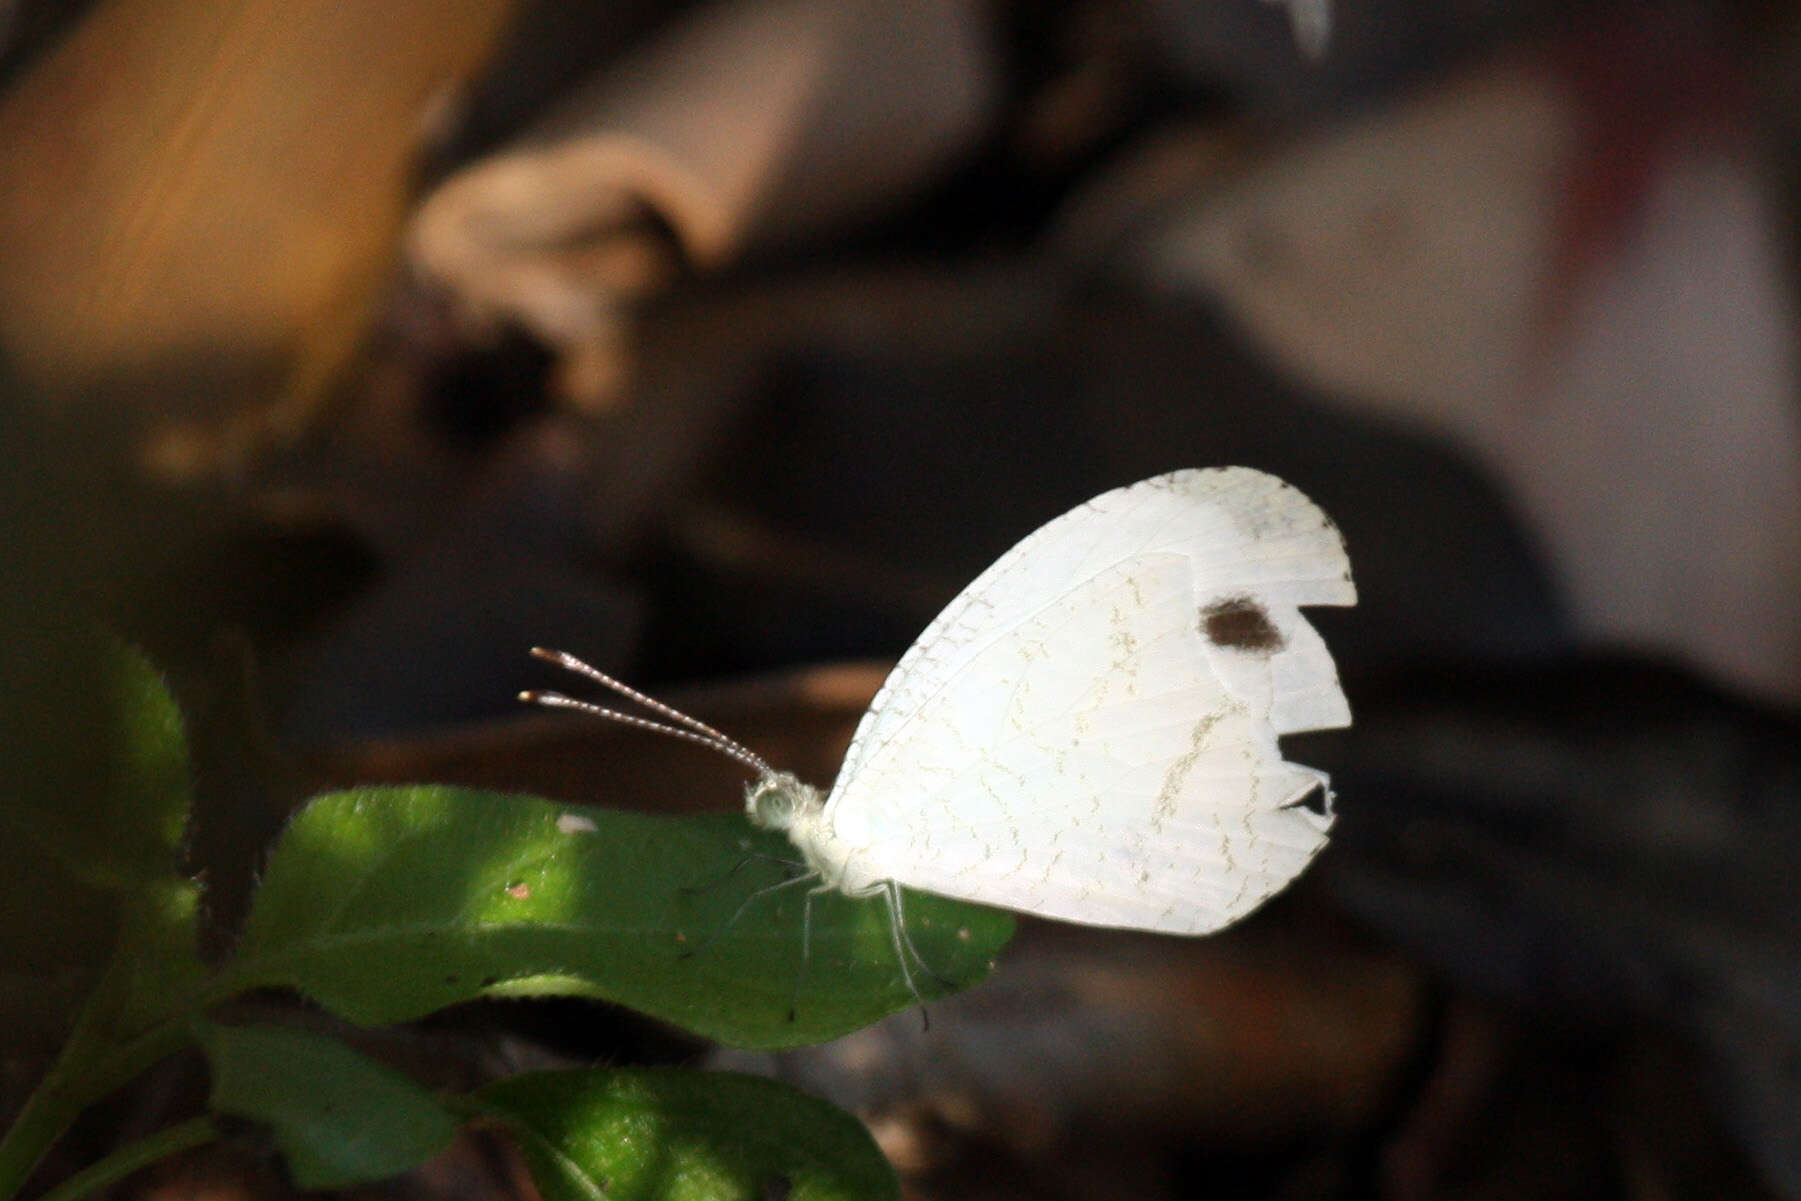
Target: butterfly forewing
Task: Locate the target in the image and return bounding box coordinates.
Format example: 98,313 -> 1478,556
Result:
819,467 -> 1354,933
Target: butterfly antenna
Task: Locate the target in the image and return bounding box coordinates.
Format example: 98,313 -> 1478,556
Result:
520,647 -> 774,776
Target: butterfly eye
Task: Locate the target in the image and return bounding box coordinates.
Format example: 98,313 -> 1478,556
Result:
1201,595 -> 1286,655
747,778 -> 797,828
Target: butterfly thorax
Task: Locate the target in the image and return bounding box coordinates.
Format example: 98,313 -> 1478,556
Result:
744,770 -> 852,887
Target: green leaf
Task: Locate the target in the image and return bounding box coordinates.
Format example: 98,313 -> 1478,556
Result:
221,787 -> 1013,1048
9,636 -> 196,891
100,638 -> 194,870
90,876 -> 207,1036
201,1022 -> 459,1189
0,641 -> 209,1201
0,638 -> 202,1047
65,640 -> 206,1031
23,639 -> 206,1055
478,1068 -> 897,1201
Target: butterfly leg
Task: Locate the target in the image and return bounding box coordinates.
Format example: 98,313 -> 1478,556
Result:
787,882 -> 837,1021
680,867 -> 817,961
679,848 -> 806,898
882,881 -> 956,990
878,882 -> 928,1029
878,880 -> 970,1031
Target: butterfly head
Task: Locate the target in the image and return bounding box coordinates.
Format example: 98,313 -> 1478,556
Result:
745,770 -> 823,833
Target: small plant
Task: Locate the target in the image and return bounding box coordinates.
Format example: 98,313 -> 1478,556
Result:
0,642 -> 1014,1201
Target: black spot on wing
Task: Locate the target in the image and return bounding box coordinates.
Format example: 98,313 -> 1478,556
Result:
1202,595 -> 1285,654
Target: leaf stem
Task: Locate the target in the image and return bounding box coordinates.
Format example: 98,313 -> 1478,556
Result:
0,1020 -> 197,1201
33,1117 -> 217,1201
0,1079 -> 82,1201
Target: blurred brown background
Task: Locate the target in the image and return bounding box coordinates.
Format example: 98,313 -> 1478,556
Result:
3,0 -> 1800,1198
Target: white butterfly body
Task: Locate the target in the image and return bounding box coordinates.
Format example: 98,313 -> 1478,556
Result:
752,466 -> 1355,935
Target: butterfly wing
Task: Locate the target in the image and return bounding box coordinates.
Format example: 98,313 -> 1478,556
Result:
818,467 -> 1355,933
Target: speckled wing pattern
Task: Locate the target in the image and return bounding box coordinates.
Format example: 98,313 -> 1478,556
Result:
820,468 -> 1356,933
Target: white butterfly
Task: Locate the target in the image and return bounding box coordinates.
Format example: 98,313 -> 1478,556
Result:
526,467 -> 1355,992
